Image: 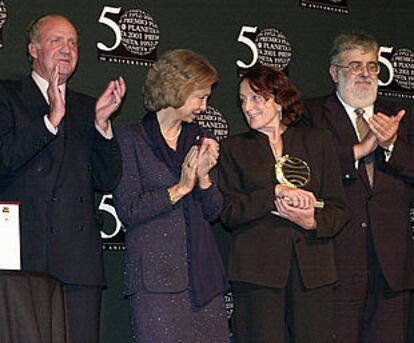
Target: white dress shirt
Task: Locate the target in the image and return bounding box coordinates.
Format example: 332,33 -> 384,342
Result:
336,92 -> 393,168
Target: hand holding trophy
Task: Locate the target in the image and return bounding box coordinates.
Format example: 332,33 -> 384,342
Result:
275,155 -> 325,209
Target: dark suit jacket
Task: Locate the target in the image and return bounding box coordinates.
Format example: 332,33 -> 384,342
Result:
113,124 -> 227,299
303,93 -> 414,291
219,127 -> 347,289
0,76 -> 121,286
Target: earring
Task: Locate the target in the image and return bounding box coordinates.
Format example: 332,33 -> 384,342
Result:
279,110 -> 283,121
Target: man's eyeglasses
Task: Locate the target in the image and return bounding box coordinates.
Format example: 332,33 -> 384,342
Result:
334,61 -> 380,75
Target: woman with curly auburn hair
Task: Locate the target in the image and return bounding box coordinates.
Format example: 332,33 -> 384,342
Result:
219,64 -> 347,342
113,49 -> 230,342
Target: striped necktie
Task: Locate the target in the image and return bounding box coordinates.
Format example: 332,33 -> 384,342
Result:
355,108 -> 374,187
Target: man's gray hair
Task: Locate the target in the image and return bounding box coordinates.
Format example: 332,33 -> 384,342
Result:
330,32 -> 379,65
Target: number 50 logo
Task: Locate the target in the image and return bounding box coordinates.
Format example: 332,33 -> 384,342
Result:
96,6 -> 160,65
236,25 -> 292,71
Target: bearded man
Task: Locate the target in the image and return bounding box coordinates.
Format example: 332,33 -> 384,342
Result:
302,33 -> 414,343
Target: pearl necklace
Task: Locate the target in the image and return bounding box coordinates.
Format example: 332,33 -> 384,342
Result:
161,125 -> 182,141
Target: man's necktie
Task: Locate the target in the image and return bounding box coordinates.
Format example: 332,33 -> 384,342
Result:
355,108 -> 374,187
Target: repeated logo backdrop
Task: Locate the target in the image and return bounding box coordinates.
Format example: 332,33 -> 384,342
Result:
0,1 -> 413,342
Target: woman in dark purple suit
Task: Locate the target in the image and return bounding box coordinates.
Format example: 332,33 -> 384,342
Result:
113,49 -> 230,342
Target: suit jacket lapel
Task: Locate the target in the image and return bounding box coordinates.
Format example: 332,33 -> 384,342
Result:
323,94 -> 359,146
21,76 -> 50,119
52,89 -> 73,191
250,130 -> 277,164
20,76 -> 68,194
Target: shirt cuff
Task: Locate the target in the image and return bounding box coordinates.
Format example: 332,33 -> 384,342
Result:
95,120 -> 113,139
384,143 -> 394,162
44,115 -> 58,135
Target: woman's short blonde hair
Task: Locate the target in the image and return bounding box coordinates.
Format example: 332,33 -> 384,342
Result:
143,49 -> 218,112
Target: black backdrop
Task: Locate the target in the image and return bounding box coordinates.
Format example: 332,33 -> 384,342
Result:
0,1 -> 413,341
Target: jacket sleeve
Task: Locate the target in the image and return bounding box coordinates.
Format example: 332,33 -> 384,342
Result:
90,129 -> 122,193
386,106 -> 414,183
193,167 -> 223,222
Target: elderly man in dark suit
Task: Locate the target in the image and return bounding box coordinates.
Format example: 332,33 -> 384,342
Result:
303,32 -> 414,343
0,14 -> 125,343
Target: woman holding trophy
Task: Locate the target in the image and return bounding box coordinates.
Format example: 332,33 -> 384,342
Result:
218,64 -> 347,343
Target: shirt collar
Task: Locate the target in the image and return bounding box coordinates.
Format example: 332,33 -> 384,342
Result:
335,91 -> 374,120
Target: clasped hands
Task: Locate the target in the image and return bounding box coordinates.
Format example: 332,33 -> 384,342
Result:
272,184 -> 317,230
168,137 -> 219,204
47,64 -> 126,132
180,138 -> 219,192
355,110 -> 405,160
167,138 -> 219,204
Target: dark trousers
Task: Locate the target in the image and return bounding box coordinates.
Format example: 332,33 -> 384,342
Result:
334,229 -> 410,343
64,284 -> 102,343
232,253 -> 334,343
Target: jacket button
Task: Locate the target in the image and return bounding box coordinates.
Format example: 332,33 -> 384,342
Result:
361,222 -> 368,229
344,174 -> 351,179
49,226 -> 54,233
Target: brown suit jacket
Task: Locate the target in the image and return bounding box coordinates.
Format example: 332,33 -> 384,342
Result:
303,94 -> 414,291
219,127 -> 347,289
